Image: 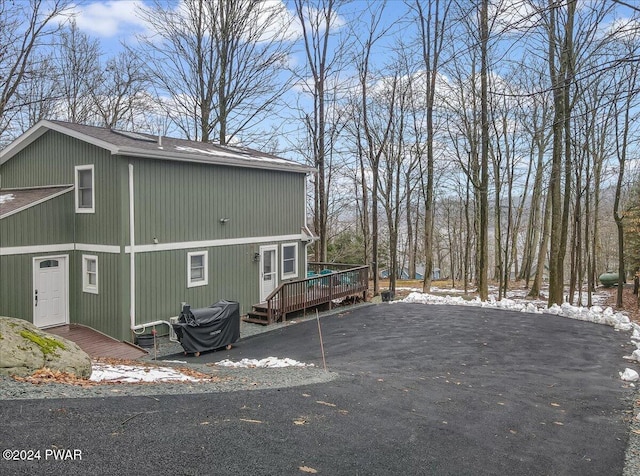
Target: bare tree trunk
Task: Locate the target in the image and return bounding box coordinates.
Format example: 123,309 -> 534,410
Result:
613,59 -> 637,307
415,0 -> 449,293
530,187 -> 552,297
547,0 -> 575,305
477,0 -> 490,301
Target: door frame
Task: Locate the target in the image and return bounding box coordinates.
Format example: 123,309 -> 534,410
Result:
32,254 -> 69,328
259,245 -> 278,302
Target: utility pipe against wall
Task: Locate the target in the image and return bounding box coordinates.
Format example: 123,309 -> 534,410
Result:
128,163 -> 136,332
127,163 -> 178,336
303,172 -> 316,271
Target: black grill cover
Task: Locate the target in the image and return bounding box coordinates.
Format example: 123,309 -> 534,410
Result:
172,300 -> 240,354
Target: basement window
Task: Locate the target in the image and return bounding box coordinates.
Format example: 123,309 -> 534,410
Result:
75,164 -> 95,213
281,243 -> 298,279
187,251 -> 208,288
82,255 -> 98,294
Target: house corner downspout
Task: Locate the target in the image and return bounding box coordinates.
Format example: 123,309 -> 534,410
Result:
303,172 -> 317,271
128,163 -> 136,332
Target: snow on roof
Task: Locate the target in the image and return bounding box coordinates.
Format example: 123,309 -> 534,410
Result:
0,186 -> 73,219
0,120 -> 314,174
174,146 -> 291,165
0,193 -> 15,204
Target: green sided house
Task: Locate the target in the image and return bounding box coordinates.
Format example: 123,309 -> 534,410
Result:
0,120 -> 316,342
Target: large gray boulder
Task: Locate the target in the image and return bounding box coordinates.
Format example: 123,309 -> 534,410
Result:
0,317 -> 92,378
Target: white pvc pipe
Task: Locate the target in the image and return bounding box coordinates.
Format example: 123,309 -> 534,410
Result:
131,320 -> 173,335
128,163 -> 136,331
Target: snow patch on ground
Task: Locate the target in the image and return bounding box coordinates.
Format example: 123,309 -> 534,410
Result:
0,194 -> 15,204
215,357 -> 314,368
398,290 -> 640,381
90,363 -> 200,383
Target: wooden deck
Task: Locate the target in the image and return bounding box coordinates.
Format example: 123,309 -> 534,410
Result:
246,264 -> 369,324
47,324 -> 148,360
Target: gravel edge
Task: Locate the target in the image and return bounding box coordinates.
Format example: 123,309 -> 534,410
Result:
624,387 -> 640,476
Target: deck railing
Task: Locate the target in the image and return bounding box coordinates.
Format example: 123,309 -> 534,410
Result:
263,264 -> 369,324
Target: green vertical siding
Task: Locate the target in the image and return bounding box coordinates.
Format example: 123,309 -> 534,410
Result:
0,255 -> 34,320
130,240 -> 308,331
0,130 -> 122,245
0,192 -> 74,247
134,244 -> 261,324
129,157 -> 306,244
73,252 -> 123,339
0,129 -> 310,342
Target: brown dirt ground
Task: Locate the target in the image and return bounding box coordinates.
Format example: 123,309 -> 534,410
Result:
601,285 -> 640,325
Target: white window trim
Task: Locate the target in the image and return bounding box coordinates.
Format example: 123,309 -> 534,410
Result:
82,254 -> 98,294
75,164 -> 95,213
187,250 -> 208,288
281,242 -> 298,279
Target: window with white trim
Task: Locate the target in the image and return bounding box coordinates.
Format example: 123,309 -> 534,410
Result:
82,255 -> 98,294
187,251 -> 208,287
281,243 -> 298,279
75,164 -> 95,213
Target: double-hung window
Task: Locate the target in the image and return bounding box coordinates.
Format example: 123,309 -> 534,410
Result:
281,243 -> 298,279
187,251 -> 208,287
82,255 -> 98,294
75,165 -> 95,213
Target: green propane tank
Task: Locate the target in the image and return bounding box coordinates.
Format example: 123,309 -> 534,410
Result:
599,271 -> 619,287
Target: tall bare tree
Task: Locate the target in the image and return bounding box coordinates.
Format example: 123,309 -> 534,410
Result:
294,0 -> 344,262
91,51 -> 152,130
612,33 -> 640,307
0,0 -> 70,142
55,19 -> 101,124
412,0 -> 450,293
136,0 -> 293,144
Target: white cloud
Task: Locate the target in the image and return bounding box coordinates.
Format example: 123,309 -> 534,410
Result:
69,1 -> 149,38
490,0 -> 541,34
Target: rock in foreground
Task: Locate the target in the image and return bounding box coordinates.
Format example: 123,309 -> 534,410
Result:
0,317 -> 92,378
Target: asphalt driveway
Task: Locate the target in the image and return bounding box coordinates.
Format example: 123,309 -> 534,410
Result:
1,303 -> 637,475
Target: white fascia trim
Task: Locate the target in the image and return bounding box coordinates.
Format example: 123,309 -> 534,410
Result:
119,148 -> 315,175
2,243 -> 73,256
0,243 -> 120,256
75,243 -> 121,253
0,235 -> 304,256
0,120 -> 118,165
125,234 -> 305,253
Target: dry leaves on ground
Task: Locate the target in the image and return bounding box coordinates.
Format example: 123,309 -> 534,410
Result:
11,358 -> 226,386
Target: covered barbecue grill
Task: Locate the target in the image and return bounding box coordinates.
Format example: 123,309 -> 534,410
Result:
172,300 -> 240,356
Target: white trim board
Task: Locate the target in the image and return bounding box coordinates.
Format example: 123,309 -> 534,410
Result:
125,234 -> 305,253
1,234 -> 306,256
1,243 -> 120,256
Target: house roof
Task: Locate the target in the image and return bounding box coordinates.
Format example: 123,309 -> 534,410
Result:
0,120 -> 315,174
0,185 -> 74,219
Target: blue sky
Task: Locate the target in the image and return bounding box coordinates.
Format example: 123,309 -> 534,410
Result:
57,0 -> 639,155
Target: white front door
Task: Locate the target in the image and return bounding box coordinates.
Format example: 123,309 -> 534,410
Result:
259,245 -> 278,301
33,255 -> 69,328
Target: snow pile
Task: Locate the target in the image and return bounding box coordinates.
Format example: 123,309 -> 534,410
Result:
399,290 -> 640,380
216,356 -> 313,368
401,292 -> 634,331
89,363 -> 201,383
620,368 -> 640,382
0,193 -> 15,204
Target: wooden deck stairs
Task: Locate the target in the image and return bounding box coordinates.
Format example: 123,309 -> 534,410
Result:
244,263 -> 369,325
